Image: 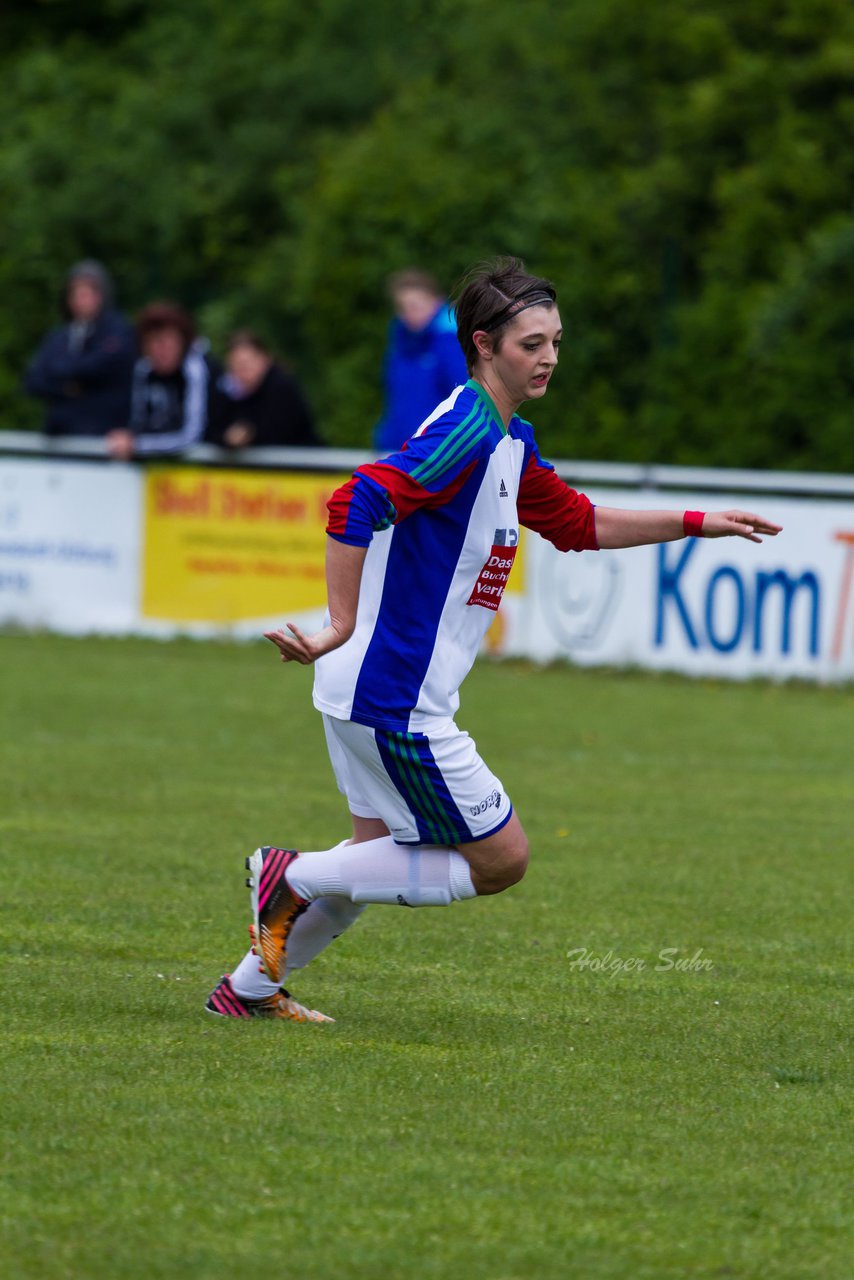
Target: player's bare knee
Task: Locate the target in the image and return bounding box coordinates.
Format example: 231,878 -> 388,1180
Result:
473,836 -> 529,895
504,838 -> 529,887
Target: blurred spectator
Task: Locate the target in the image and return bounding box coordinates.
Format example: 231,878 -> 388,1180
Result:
373,268 -> 468,451
106,303 -> 218,459
207,330 -> 320,449
23,260 -> 136,437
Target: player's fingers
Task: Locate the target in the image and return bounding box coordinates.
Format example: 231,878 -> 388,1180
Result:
711,520 -> 755,541
282,646 -> 312,664
281,634 -> 315,664
726,519 -> 760,540
266,623 -> 321,665
264,630 -> 303,663
279,644 -> 306,663
735,511 -> 782,535
286,624 -> 320,663
716,513 -> 763,541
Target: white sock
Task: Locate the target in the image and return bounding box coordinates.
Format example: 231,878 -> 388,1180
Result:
285,834 -> 477,907
229,898 -> 366,1000
286,897 -> 367,976
230,947 -> 279,1000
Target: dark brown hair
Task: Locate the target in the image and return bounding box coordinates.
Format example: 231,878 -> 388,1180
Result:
452,257 -> 557,373
136,302 -> 196,355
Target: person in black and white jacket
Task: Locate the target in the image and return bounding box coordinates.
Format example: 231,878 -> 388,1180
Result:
106,302 -> 219,459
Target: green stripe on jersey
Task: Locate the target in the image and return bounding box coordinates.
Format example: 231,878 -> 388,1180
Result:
410,404 -> 490,487
467,379 -> 506,433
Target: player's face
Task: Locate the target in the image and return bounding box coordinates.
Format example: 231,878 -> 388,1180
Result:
491,306 -> 562,404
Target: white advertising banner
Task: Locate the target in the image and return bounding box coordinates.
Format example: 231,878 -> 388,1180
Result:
1,457 -> 852,682
502,490 -> 854,683
0,458 -> 142,634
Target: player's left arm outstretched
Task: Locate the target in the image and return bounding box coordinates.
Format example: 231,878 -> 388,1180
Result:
516,448 -> 782,552
593,507 -> 782,548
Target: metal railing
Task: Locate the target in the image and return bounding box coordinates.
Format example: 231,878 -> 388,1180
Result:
3,428 -> 854,499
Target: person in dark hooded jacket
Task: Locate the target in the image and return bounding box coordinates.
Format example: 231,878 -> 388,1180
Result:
23,260 -> 137,437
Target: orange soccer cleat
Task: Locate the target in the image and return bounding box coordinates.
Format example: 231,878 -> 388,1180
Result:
245,846 -> 307,985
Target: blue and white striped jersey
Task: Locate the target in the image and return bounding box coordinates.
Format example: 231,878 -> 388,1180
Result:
314,380 -> 597,731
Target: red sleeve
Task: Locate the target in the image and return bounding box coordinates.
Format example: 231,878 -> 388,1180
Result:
517,455 -> 599,551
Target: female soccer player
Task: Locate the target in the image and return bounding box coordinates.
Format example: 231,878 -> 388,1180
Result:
206,258 -> 781,1022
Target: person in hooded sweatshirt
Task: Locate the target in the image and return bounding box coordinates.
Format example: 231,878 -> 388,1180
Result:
373,269 -> 468,452
23,260 -> 136,437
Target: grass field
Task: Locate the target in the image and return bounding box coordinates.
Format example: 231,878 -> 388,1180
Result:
1,634 -> 851,1280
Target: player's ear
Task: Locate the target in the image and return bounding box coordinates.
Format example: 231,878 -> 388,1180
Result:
472,330 -> 494,363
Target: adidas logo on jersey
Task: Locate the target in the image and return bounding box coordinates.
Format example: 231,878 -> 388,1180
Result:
499,479 -> 509,497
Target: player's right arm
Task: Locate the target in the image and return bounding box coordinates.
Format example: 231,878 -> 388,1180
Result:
265,539 -> 367,665
264,458 -> 458,664
265,402 -> 483,664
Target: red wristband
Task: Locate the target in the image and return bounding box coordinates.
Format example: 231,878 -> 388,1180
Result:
683,510 -> 705,538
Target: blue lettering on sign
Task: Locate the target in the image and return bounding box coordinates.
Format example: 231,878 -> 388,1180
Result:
655,540 -> 700,649
705,566 -> 746,653
655,545 -> 821,658
753,569 -> 820,655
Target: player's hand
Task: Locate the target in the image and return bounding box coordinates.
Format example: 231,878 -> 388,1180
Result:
263,622 -> 350,665
701,510 -> 783,543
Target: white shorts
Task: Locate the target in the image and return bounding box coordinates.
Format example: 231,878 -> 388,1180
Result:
322,714 -> 513,846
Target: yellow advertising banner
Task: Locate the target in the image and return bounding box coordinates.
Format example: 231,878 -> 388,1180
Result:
141,467 -> 347,622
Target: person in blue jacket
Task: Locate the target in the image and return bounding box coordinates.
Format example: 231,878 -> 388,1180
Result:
373,268 -> 468,452
23,260 -> 136,437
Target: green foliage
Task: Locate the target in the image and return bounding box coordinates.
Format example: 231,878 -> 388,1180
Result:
1,0 -> 853,466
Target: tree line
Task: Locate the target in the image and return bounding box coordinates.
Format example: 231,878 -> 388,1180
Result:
1,0 -> 853,470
